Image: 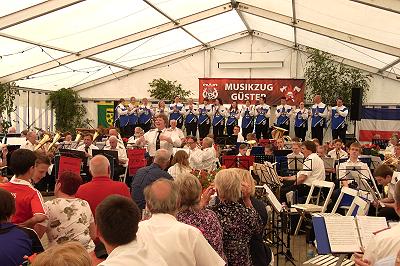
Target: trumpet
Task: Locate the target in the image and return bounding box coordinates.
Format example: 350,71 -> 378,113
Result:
47,131 -> 62,152
34,133 -> 51,151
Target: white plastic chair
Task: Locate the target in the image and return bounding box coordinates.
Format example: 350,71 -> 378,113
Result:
347,196 -> 370,216
331,187 -> 358,214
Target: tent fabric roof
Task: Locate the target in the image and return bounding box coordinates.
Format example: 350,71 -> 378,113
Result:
0,0 -> 399,91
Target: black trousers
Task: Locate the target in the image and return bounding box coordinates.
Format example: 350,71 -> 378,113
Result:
295,126 -> 307,141
255,123 -> 269,140
279,181 -> 311,204
140,122 -> 152,133
242,126 -> 253,141
312,124 -> 324,144
177,119 -> 184,129
213,124 -> 225,138
185,122 -> 197,137
332,126 -> 346,141
278,123 -> 290,135
198,123 -> 210,139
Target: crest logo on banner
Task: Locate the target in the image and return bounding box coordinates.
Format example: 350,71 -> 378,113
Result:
202,83 -> 219,100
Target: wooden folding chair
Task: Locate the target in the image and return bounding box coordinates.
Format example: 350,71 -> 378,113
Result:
292,180 -> 335,235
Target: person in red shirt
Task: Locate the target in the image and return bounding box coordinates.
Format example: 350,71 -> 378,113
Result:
0,149 -> 47,228
75,154 -> 130,259
75,155 -> 130,218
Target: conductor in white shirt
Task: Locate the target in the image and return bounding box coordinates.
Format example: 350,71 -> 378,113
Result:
190,137 -> 218,171
137,179 -> 225,266
279,140 -> 326,203
96,195 -> 167,266
136,114 -> 181,157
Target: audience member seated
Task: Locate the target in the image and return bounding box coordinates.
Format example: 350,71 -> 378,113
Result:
32,152 -> 52,192
327,139 -> 348,159
131,149 -> 173,210
175,173 -> 226,261
31,241 -> 91,266
233,125 -> 245,142
238,144 -> 248,156
95,195 -> 167,265
35,171 -> 95,251
372,164 -> 399,221
237,169 -> 271,266
186,136 -> 202,169
104,136 -> 128,181
0,149 -> 46,228
190,137 -> 218,171
168,150 -> 191,179
354,181 -> 400,266
137,179 -> 225,265
279,141 -> 326,203
75,155 -> 130,259
287,142 -> 303,157
0,188 -> 43,266
205,168 -> 263,266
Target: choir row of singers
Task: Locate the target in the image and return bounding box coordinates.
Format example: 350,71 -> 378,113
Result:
115,95 -> 349,144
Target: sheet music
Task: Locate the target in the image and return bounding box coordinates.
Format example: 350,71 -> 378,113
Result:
324,216 -> 362,253
356,216 -> 388,250
263,184 -> 282,212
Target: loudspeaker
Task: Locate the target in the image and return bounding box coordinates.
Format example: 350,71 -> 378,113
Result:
350,87 -> 363,121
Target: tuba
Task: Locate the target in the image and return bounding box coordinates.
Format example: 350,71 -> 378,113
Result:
47,131 -> 62,152
34,133 -> 51,151
271,126 -> 288,140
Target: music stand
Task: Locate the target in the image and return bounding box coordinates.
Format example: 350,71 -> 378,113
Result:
92,150 -> 118,178
322,157 -> 335,172
250,146 -> 264,155
216,135 -> 237,146
222,155 -> 254,170
274,149 -> 293,157
254,154 -> 275,164
54,149 -> 86,181
287,155 -> 305,171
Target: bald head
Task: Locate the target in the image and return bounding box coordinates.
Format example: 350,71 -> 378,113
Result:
153,149 -> 170,169
109,129 -> 118,137
144,179 -> 179,214
89,155 -> 110,177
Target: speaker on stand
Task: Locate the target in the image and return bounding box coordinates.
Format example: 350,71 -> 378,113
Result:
349,87 -> 363,144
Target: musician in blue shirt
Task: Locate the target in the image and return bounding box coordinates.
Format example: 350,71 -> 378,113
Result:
331,97 -> 348,141
226,101 -> 240,136
294,102 -> 309,141
198,98 -> 212,139
138,98 -> 154,133
184,98 -> 199,137
255,96 -> 271,139
212,98 -> 227,138
240,100 -> 255,140
275,97 -> 293,134
115,98 -> 129,137
311,95 -> 328,145
169,96 -> 184,129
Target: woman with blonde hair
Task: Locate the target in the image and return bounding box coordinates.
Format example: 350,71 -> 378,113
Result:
175,173 -> 226,261
237,169 -> 271,266
204,168 -> 262,266
32,241 -> 91,266
168,150 -> 191,179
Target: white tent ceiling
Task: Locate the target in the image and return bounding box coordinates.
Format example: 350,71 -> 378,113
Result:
0,0 -> 399,91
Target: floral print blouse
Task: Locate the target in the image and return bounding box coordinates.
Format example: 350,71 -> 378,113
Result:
39,198 -> 95,251
176,208 -> 227,262
209,201 -> 263,266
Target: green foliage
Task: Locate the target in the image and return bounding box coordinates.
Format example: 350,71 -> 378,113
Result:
46,88 -> 90,133
304,48 -> 371,106
0,82 -> 19,132
148,78 -> 192,101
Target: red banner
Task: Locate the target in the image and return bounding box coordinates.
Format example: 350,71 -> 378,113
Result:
58,156 -> 82,178
127,149 -> 147,176
199,78 -> 305,106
